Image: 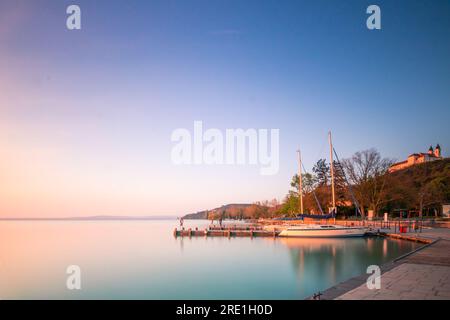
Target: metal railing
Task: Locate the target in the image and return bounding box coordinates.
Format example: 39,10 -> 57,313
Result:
338,218 -> 430,233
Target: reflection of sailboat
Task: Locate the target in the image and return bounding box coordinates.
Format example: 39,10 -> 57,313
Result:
279,237 -> 349,250
279,132 -> 367,238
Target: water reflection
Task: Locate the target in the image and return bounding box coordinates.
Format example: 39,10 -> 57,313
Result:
0,221 -> 421,299
278,237 -> 420,293
281,238 -> 354,285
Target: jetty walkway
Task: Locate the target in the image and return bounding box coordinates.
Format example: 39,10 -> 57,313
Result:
173,224 -> 279,238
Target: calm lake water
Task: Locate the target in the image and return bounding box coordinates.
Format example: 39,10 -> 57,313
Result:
0,219 -> 421,299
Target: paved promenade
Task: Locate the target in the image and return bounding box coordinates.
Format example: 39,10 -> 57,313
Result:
318,228 -> 450,300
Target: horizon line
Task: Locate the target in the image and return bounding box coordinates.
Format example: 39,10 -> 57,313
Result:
0,215 -> 178,221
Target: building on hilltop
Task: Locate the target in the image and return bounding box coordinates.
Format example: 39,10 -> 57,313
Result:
389,144 -> 443,173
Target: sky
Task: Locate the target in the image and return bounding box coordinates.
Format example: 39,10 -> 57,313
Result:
0,0 -> 449,217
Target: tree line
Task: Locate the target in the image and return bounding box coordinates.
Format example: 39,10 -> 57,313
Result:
280,149 -> 450,219
209,149 -> 450,220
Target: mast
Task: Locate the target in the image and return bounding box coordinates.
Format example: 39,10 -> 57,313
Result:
297,150 -> 304,213
328,131 -> 336,212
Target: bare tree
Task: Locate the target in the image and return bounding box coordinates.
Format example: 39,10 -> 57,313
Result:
342,149 -> 394,217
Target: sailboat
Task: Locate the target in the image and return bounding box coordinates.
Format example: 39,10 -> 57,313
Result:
279,132 -> 367,238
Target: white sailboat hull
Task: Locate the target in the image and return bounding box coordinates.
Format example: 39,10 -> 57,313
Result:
279,225 -> 367,238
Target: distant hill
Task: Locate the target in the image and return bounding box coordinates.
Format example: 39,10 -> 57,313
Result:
183,204 -> 252,219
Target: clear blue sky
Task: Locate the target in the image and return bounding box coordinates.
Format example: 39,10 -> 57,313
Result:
1,0 -> 449,217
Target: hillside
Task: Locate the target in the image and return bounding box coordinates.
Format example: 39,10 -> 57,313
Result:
389,157 -> 450,180
386,157 -> 450,212
183,203 -> 252,219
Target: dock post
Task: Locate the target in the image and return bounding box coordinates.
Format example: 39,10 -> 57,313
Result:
188,228 -> 192,237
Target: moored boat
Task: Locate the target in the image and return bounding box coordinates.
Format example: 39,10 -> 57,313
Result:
281,131 -> 368,238
279,224 -> 367,238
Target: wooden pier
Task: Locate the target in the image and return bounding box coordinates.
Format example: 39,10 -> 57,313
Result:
383,232 -> 433,244
173,227 -> 280,238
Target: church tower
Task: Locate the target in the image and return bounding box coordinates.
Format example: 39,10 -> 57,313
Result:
434,144 -> 441,158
